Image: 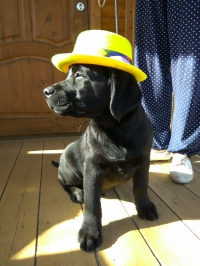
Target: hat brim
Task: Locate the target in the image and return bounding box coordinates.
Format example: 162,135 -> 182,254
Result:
51,53 -> 147,82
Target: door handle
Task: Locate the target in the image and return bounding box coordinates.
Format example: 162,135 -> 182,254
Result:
76,2 -> 85,11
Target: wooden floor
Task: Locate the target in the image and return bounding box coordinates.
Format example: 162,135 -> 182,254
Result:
0,136 -> 200,266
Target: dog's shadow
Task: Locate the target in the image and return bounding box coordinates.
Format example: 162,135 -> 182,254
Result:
97,185 -> 150,250
50,169 -> 199,253
95,172 -> 200,251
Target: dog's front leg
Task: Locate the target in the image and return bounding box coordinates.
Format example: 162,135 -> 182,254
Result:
78,160 -> 105,252
132,159 -> 159,221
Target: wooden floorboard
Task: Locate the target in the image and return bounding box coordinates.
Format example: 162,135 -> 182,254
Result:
0,139 -> 43,266
115,182 -> 200,265
190,155 -> 200,177
149,163 -> 200,238
97,189 -> 159,266
0,136 -> 200,266
0,140 -> 23,198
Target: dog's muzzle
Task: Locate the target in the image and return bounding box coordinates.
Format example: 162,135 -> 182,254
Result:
43,86 -> 73,114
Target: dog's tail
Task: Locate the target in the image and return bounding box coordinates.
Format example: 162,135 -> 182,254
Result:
52,161 -> 59,168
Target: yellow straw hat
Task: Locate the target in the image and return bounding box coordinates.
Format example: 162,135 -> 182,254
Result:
51,30 -> 147,82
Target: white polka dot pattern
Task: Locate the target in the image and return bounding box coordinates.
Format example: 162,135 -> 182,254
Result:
134,0 -> 200,156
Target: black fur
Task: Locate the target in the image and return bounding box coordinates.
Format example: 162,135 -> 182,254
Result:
44,64 -> 158,252
51,160 -> 59,168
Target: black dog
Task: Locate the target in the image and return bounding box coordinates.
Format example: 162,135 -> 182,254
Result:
43,64 -> 158,252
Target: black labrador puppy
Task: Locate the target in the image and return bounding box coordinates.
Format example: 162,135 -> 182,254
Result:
43,64 -> 158,252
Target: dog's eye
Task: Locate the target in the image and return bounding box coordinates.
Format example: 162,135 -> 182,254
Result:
74,72 -> 83,80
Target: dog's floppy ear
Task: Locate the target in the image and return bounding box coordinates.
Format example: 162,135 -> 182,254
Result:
109,69 -> 142,121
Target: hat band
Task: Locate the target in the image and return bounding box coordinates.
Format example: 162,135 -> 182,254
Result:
104,49 -> 132,65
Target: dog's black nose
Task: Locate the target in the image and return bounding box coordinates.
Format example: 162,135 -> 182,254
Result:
43,87 -> 55,98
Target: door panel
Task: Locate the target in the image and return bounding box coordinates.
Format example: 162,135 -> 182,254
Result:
0,0 -> 89,137
31,0 -> 73,44
0,0 -> 25,44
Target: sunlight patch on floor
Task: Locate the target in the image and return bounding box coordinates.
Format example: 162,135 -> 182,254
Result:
193,160 -> 200,164
27,149 -> 63,154
149,164 -> 166,173
11,211 -> 82,261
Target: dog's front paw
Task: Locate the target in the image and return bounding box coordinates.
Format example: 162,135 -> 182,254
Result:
78,224 -> 102,252
137,202 -> 159,221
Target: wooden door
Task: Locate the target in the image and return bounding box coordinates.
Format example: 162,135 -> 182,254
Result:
0,0 -> 89,137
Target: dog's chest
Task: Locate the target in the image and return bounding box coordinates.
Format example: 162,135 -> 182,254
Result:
102,162 -> 136,191
85,123 -> 142,178
105,145 -> 143,181
110,160 -> 137,178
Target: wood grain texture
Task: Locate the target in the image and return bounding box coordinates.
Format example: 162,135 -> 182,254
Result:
116,181 -> 200,266
0,0 -> 89,137
0,140 -> 23,197
89,0 -> 101,29
0,136 -> 200,265
0,139 -> 43,266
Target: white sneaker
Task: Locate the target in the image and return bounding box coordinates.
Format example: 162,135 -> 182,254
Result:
150,149 -> 172,161
169,153 -> 194,184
